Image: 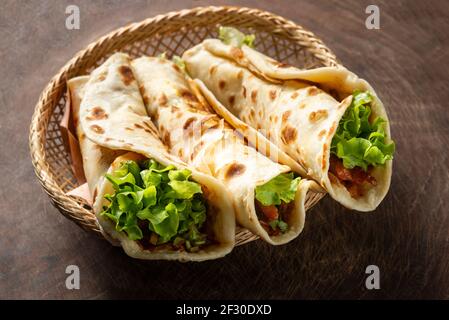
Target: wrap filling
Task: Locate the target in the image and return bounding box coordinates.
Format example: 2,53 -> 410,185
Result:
330,91 -> 395,197
101,158 -> 210,252
254,173 -> 301,236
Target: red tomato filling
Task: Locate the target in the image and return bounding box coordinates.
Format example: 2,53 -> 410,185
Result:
328,154 -> 377,198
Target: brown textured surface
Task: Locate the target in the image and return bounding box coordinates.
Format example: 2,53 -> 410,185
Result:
1,0 -> 448,299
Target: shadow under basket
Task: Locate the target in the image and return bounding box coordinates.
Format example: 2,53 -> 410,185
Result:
29,6 -> 338,246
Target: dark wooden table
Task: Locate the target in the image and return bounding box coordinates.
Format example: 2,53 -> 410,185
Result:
1,0 -> 448,299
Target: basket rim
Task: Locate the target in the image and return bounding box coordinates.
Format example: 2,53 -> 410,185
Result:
29,5 -> 335,239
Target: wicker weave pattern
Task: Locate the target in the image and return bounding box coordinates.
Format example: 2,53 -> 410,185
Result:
29,6 -> 338,245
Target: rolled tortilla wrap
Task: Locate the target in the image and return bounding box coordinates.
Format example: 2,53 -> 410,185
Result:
183,38 -> 394,211
71,53 -> 235,261
67,76 -> 124,194
131,56 -> 322,245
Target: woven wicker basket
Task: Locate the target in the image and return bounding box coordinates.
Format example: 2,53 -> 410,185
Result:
29,6 -> 338,246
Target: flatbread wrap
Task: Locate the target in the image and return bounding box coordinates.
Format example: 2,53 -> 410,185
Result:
69,53 -> 235,261
131,55 -> 322,245
182,27 -> 395,211
67,76 -> 124,194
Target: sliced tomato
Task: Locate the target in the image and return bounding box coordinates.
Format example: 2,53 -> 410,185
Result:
259,204 -> 279,221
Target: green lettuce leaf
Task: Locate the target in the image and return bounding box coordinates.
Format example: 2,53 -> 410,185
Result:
172,55 -> 186,73
168,168 -> 192,181
140,169 -> 162,188
116,191 -> 143,213
120,214 -> 143,241
255,173 -> 301,206
168,181 -> 202,199
331,91 -> 395,170
125,160 -> 143,186
152,203 -> 179,243
269,219 -> 288,233
142,186 -> 157,207
105,172 -> 135,191
137,205 -> 169,225
158,52 -> 167,59
189,197 -> 207,225
218,26 -> 255,48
